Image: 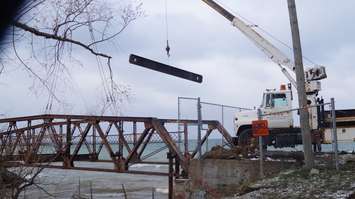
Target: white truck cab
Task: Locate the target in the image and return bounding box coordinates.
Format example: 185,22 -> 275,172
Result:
234,85 -> 293,136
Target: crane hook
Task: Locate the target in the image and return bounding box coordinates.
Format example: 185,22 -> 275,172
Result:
165,40 -> 170,57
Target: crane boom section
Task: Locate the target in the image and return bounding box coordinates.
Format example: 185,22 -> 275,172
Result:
202,0 -> 295,72
231,17 -> 294,72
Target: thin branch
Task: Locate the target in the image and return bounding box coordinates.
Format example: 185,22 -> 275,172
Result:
16,0 -> 47,20
11,26 -> 61,103
88,22 -> 129,48
13,21 -> 112,59
0,62 -> 4,75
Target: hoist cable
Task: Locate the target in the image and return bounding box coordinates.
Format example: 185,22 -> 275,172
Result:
164,0 -> 171,57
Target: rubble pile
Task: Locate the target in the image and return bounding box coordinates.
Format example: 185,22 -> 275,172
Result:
202,145 -> 243,159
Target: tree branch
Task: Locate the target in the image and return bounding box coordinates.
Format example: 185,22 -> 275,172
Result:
13,21 -> 112,59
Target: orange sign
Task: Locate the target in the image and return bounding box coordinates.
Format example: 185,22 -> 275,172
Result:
252,120 -> 269,137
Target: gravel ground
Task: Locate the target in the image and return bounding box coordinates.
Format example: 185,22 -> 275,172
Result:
226,154 -> 355,199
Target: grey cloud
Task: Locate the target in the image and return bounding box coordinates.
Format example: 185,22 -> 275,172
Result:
2,0 -> 355,135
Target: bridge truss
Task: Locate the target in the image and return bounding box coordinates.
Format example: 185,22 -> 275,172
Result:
0,114 -> 235,178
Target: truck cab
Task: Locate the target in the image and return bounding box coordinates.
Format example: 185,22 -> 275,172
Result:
234,85 -> 293,140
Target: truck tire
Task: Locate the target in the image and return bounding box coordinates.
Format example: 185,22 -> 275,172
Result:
238,128 -> 252,146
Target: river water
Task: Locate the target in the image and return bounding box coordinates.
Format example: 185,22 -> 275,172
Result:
20,139 -> 355,198
20,139 -> 223,199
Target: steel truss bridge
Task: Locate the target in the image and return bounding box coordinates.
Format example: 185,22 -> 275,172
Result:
0,114 -> 235,178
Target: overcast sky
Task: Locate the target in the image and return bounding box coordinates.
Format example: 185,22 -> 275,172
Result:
1,0 -> 355,133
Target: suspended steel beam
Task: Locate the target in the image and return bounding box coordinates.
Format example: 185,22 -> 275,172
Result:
129,54 -> 203,83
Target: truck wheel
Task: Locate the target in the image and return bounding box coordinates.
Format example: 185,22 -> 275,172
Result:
238,128 -> 252,146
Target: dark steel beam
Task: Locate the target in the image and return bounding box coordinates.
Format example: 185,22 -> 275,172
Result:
129,54 -> 203,83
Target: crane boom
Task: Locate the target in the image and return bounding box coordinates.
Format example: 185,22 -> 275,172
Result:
201,0 -> 327,91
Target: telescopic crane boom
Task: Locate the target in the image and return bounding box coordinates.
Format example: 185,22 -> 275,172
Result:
201,0 -> 327,94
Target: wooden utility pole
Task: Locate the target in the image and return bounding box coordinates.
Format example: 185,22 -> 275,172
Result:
287,0 -> 314,169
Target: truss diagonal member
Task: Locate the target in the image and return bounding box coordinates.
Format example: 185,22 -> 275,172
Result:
125,127 -> 151,166
76,124 -> 93,154
151,119 -> 187,171
25,121 -> 32,150
94,123 -> 118,164
137,129 -> 155,160
9,130 -> 24,156
97,122 -> 113,155
113,122 -> 132,154
192,127 -> 214,158
0,123 -> 15,155
69,123 -> 92,163
215,122 -> 235,147
12,123 -> 20,154
25,125 -> 46,163
48,125 -> 62,152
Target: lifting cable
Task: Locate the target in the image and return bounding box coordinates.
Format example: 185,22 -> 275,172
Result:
164,0 -> 171,57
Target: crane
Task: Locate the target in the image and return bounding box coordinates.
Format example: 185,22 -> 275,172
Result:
201,0 -> 327,94
200,0 -> 328,148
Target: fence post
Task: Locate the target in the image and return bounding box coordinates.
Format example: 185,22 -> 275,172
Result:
122,184 -> 128,199
197,97 -> 202,159
221,105 -> 225,146
257,108 -> 264,178
184,123 -> 188,156
90,181 -> 93,199
331,98 -> 339,170
167,152 -> 174,199
78,178 -> 81,197
178,97 -> 181,150
133,121 -> 137,146
92,127 -> 96,159
152,187 -> 155,199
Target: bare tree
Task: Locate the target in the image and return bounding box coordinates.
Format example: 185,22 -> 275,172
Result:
3,0 -> 143,114
0,159 -> 55,198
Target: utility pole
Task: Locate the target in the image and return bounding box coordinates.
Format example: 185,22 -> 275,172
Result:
287,0 -> 314,169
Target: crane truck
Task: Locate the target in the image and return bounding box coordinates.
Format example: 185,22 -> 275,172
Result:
201,0 -> 329,149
